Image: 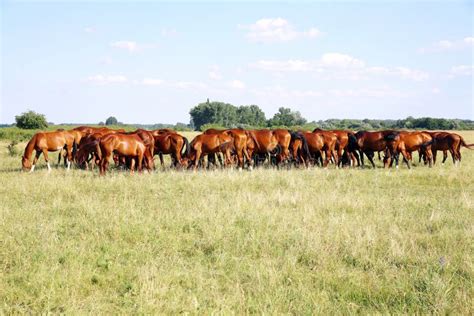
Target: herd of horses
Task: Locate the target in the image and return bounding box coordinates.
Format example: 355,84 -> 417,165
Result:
20,126 -> 473,174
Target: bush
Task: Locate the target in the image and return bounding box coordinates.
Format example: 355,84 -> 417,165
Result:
105,117 -> 118,126
7,140 -> 19,156
15,111 -> 48,129
199,123 -> 227,132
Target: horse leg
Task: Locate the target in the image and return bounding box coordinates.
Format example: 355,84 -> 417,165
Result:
57,149 -> 63,166
130,157 -> 136,175
42,149 -> 51,172
66,146 -> 73,171
30,151 -> 41,172
365,151 -> 375,168
194,150 -> 201,171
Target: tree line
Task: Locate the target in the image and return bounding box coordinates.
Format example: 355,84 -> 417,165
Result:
9,106 -> 474,132
189,100 -> 474,131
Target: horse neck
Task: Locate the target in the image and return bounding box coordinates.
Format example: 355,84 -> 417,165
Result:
23,134 -> 37,161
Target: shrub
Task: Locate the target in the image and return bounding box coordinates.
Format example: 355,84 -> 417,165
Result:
15,111 -> 48,129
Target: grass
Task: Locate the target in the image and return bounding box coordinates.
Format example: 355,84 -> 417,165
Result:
0,131 -> 473,313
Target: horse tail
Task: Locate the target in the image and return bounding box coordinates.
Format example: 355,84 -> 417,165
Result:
420,140 -> 433,149
95,140 -> 102,160
460,137 -> 474,149
182,136 -> 190,157
348,133 -> 358,151
245,130 -> 258,148
291,131 -> 310,158
384,131 -> 398,142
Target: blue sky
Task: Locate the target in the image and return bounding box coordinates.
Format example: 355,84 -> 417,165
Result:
1,1 -> 473,124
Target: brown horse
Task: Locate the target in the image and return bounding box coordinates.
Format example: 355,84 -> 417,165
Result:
384,131 -> 433,168
325,129 -> 359,167
126,129 -> 155,169
204,128 -> 252,169
97,133 -> 152,175
290,131 -> 336,167
246,129 -> 280,166
311,129 -> 339,167
75,131 -> 114,169
186,133 -> 233,171
353,130 -> 398,168
153,132 -> 189,168
273,129 -> 292,165
426,131 -> 474,165
22,131 -> 75,172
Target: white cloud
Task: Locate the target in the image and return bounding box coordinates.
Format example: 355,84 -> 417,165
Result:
320,53 -> 365,68
142,78 -> 164,86
449,65 -> 474,78
174,81 -> 208,89
100,57 -> 113,65
161,28 -> 178,37
419,36 -> 474,53
251,53 -> 429,81
464,37 -> 474,44
86,74 -> 127,85
230,80 -> 245,89
238,18 -> 322,43
84,26 -> 95,33
209,65 -> 222,80
110,41 -> 139,52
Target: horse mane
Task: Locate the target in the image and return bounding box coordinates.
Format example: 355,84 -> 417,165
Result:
23,133 -> 38,160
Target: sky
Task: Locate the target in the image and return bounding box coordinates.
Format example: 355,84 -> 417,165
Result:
1,0 -> 473,124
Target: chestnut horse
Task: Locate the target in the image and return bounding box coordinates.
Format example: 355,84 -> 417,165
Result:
97,133 -> 152,175
290,131 -> 336,167
312,129 -> 339,167
352,130 -> 397,168
126,129 -> 155,169
203,128 -> 252,169
426,131 -> 474,165
326,129 -> 359,167
384,131 -> 433,168
273,129 -> 292,165
153,132 -> 189,168
246,129 -> 279,166
22,131 -> 75,172
186,133 -> 234,171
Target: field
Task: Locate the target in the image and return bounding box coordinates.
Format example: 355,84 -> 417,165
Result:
1,131 -> 473,313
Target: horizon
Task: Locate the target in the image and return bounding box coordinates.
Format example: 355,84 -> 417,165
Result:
1,1 -> 473,124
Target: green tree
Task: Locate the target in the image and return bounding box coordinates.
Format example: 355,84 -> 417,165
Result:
189,100 -> 238,130
105,116 -> 118,125
15,110 -> 48,129
267,107 -> 307,127
237,105 -> 267,127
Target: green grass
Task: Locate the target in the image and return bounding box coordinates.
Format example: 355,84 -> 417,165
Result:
0,132 -> 473,313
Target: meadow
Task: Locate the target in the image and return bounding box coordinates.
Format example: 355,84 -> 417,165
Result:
1,131 -> 473,313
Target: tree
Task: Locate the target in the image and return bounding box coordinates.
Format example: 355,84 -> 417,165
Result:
237,105 -> 267,127
189,101 -> 238,130
105,116 -> 118,125
15,110 -> 48,129
267,107 -> 307,127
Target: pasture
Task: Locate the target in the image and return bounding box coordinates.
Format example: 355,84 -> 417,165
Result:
1,131 -> 473,313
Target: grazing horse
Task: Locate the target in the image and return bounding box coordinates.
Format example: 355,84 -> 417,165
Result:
326,130 -> 359,167
426,131 -> 474,164
273,129 -> 292,165
311,129 -> 339,167
204,128 -> 252,170
22,131 -> 75,172
186,133 -> 234,171
97,133 -> 152,175
384,131 -> 433,168
246,129 -> 280,166
290,131 -> 336,167
153,132 -> 189,168
75,131 -> 112,169
126,129 -> 155,169
353,130 -> 397,168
